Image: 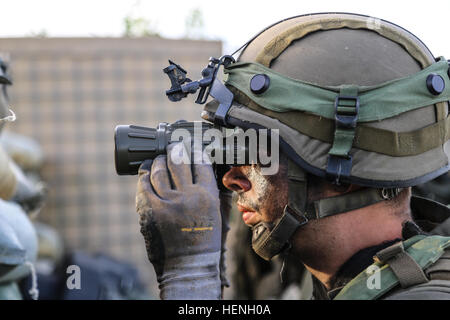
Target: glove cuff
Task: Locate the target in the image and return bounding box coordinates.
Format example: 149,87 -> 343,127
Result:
157,251 -> 221,300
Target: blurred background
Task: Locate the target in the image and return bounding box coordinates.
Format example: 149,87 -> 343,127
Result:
0,0 -> 449,300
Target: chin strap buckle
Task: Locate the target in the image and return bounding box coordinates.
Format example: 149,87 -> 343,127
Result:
251,205 -> 308,261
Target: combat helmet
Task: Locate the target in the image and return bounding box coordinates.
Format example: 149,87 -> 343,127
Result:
202,13 -> 450,260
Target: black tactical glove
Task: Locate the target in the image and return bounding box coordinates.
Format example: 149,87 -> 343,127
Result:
136,143 -> 222,299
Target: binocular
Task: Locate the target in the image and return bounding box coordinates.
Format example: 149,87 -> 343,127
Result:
114,120 -> 252,176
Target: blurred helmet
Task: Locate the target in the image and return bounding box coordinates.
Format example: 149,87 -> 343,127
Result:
0,199 -> 38,283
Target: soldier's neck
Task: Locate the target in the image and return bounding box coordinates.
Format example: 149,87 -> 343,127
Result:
293,196 -> 411,290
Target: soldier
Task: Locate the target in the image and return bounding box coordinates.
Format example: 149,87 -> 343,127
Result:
135,13 -> 450,299
0,58 -> 39,300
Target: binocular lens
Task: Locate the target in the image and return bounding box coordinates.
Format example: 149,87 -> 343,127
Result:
114,125 -> 165,175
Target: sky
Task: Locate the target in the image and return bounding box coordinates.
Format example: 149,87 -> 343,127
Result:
1,0 -> 450,57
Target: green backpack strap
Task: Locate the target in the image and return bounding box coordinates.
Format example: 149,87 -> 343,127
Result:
334,235 -> 450,300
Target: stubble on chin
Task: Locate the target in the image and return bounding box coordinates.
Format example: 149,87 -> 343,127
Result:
236,164 -> 288,223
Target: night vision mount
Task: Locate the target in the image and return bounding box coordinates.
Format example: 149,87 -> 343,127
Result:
114,55 -> 239,176
163,55 -> 235,126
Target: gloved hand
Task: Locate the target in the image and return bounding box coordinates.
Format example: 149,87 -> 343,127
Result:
136,142 -> 222,300
217,176 -> 232,290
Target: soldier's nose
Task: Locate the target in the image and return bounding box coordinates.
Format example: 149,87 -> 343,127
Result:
222,166 -> 251,193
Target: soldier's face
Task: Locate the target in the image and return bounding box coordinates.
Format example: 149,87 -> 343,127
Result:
222,162 -> 288,226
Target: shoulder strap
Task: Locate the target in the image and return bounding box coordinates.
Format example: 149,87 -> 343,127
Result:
334,235 -> 450,300
374,241 -> 428,288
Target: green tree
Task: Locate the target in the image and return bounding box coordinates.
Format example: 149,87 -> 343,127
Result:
123,16 -> 160,37
28,29 -> 48,38
184,8 -> 205,39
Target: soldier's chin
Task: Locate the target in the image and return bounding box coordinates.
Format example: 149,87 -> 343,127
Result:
242,211 -> 260,226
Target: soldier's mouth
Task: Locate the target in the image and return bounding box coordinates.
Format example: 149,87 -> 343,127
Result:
237,203 -> 258,225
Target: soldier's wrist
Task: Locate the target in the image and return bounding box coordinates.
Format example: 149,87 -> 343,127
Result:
157,251 -> 221,300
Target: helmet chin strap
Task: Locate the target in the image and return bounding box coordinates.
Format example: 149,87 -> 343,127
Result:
251,159 -> 402,261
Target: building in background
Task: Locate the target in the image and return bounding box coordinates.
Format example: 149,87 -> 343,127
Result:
0,37 -> 221,298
